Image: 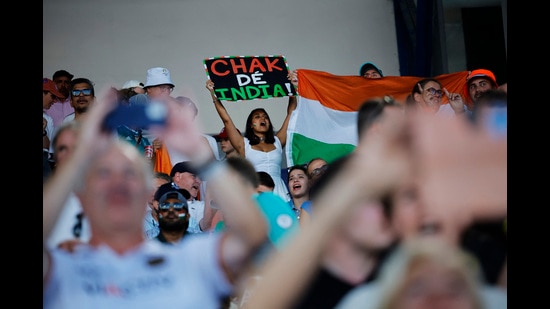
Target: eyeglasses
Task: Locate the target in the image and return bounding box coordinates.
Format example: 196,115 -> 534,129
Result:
309,164 -> 328,178
72,89 -> 92,96
158,202 -> 186,211
425,88 -> 443,98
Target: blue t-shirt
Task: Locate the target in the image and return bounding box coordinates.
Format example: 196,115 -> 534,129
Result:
288,199 -> 313,218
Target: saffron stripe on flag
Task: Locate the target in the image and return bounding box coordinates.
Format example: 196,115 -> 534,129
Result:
285,69 -> 471,167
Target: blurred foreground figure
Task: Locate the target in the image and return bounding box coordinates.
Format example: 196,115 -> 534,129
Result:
43,91 -> 267,309
336,238 -> 506,309
242,104 -> 506,309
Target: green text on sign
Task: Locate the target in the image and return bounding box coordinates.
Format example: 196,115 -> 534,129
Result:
204,55 -> 296,101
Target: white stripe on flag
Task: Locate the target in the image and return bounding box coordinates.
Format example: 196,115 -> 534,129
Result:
286,96 -> 357,166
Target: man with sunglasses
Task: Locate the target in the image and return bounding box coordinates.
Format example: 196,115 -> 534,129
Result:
153,183 -> 192,244
62,78 -> 96,124
306,157 -> 328,189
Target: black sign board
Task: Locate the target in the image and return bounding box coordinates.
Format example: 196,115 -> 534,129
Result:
204,55 -> 295,101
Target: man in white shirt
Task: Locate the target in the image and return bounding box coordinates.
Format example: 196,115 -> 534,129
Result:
43,94 -> 267,309
170,161 -> 215,233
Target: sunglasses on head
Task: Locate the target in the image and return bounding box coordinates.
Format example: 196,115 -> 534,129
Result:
309,164 -> 328,178
425,87 -> 443,97
158,202 -> 186,211
72,89 -> 92,96
287,163 -> 308,173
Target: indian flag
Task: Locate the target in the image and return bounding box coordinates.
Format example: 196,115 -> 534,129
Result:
285,69 -> 469,167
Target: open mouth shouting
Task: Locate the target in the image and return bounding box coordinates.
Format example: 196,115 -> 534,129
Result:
291,183 -> 302,192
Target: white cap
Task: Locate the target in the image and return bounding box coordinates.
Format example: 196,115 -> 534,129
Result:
143,67 -> 175,88
122,80 -> 144,89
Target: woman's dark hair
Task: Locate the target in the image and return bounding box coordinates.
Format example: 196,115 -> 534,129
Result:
287,164 -> 308,178
244,108 -> 276,145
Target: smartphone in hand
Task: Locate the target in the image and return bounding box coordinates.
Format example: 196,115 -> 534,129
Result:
103,95 -> 167,131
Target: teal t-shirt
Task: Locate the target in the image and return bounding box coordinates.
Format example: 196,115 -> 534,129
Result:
253,192 -> 300,249
116,125 -> 151,155
213,192 -> 300,249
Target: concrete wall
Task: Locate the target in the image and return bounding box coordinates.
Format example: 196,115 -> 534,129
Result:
43,0 -> 399,134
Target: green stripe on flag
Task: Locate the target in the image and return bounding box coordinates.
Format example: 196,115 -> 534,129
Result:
290,133 -> 355,166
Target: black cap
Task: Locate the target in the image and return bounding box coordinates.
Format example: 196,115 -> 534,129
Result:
52,70 -> 74,80
154,182 -> 191,205
170,161 -> 199,178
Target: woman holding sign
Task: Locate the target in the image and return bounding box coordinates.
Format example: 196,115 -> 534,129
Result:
206,79 -> 296,202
